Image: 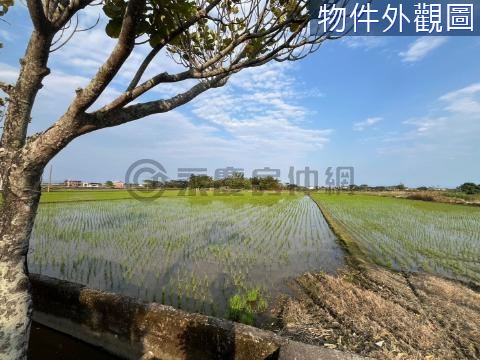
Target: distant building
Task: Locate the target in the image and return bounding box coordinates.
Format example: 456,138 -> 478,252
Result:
64,180 -> 82,187
82,182 -> 103,188
112,180 -> 125,189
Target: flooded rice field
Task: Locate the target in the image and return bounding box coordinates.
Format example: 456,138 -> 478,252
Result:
29,195 -> 344,320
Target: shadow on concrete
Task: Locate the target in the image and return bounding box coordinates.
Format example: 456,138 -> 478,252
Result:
179,320 -> 280,360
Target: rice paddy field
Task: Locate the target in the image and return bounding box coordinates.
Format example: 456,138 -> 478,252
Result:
27,189 -> 480,325
28,191 -> 344,322
311,193 -> 480,283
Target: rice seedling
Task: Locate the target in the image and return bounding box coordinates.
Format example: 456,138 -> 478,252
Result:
226,287 -> 268,325
29,192 -> 345,322
311,193 -> 480,283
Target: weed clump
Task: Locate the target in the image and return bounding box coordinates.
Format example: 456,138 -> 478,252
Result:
226,288 -> 268,325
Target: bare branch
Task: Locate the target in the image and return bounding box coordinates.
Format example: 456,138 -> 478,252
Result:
0,81 -> 14,96
50,0 -> 96,30
49,13 -> 79,52
75,13 -> 101,32
50,18 -> 70,47
50,10 -> 100,52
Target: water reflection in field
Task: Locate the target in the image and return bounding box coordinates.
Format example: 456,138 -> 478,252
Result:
29,195 -> 344,318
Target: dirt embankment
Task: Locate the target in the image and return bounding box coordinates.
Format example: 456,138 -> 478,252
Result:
278,266 -> 480,359
374,190 -> 480,207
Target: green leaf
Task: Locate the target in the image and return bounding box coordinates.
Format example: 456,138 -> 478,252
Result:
105,19 -> 122,38
102,3 -> 117,18
149,32 -> 163,47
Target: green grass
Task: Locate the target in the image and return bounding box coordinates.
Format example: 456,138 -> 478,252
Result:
443,191 -> 480,202
40,190 -> 135,203
226,288 -> 268,325
311,192 -> 480,283
38,189 -> 301,204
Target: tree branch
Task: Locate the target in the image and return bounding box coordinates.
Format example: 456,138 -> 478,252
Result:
126,45 -> 162,91
22,75 -> 228,170
96,75 -> 228,128
51,0 -> 96,30
99,70 -> 193,112
126,0 -> 222,91
0,81 -> 14,96
65,0 -> 146,115
27,0 -> 50,33
0,30 -> 53,150
104,12 -> 312,112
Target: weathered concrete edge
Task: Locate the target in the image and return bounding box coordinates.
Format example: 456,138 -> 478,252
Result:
30,274 -> 365,360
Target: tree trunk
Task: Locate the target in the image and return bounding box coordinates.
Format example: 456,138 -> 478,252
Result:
0,164 -> 42,360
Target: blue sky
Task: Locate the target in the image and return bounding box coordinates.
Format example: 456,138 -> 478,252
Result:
1,5 -> 480,187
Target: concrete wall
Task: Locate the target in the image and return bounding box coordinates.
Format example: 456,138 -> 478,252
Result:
30,274 -> 364,360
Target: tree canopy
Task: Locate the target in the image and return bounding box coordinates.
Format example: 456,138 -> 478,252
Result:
458,182 -> 480,195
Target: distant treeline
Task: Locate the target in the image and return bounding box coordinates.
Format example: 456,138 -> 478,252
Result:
144,173 -> 283,191
350,183 -> 480,195
141,179 -> 480,193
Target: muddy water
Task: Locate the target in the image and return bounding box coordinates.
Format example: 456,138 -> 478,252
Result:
28,323 -> 120,359
29,196 -> 345,318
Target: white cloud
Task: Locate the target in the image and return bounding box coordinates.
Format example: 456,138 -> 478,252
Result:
50,28 -> 116,74
353,117 -> 382,131
191,62 -> 331,157
402,116 -> 448,135
79,4 -> 105,23
30,70 -> 119,131
47,110 -> 242,182
377,82 -> 480,158
0,61 -> 120,132
343,36 -> 388,50
439,83 -> 480,114
48,25 -> 189,102
399,37 -> 448,63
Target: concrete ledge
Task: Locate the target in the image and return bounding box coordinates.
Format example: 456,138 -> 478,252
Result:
30,274 -> 364,360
